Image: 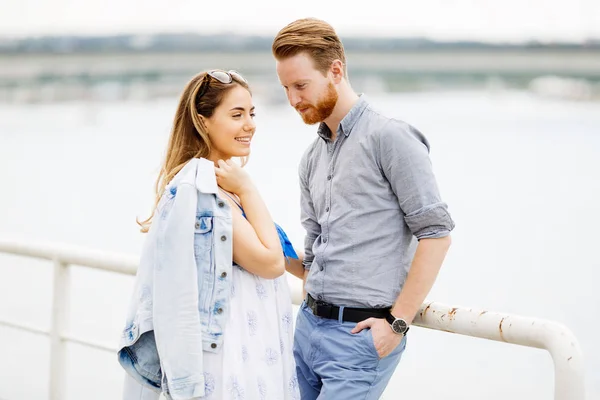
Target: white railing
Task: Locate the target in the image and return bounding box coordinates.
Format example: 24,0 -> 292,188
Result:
0,237 -> 586,400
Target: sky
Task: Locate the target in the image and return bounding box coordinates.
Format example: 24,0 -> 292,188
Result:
3,0 -> 600,43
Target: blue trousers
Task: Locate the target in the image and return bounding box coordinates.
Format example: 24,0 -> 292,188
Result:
293,301 -> 407,399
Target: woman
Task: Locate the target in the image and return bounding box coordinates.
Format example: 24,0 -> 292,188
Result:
118,70 -> 303,400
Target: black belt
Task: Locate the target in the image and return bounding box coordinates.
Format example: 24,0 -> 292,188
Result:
306,293 -> 390,323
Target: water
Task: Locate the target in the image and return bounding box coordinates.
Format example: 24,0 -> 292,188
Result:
0,90 -> 598,399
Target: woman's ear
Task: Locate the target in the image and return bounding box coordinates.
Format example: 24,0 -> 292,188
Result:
199,114 -> 210,135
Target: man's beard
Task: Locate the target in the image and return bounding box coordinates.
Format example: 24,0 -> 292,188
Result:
296,82 -> 338,125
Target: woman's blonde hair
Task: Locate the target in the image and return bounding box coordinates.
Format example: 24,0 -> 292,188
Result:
137,70 -> 250,233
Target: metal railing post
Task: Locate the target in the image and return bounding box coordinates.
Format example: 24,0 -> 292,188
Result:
48,259 -> 69,400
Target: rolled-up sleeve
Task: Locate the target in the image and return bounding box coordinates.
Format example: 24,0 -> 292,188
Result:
299,153 -> 321,270
378,120 -> 455,239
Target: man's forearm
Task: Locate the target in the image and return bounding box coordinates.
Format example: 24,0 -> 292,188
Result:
302,269 -> 309,300
285,250 -> 306,279
391,236 -> 452,325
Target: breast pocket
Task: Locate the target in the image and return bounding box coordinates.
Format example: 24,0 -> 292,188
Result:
194,216 -> 214,258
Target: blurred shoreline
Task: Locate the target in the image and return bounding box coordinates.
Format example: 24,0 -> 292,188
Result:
2,50 -> 600,104
1,34 -> 599,104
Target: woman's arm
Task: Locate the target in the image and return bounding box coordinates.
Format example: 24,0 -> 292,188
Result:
216,160 -> 284,279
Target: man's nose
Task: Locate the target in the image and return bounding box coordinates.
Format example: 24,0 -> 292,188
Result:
288,90 -> 301,108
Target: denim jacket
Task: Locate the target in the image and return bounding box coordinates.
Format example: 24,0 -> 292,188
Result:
118,158 -> 233,400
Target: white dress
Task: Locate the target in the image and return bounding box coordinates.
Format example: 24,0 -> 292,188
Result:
121,264 -> 300,400
121,189 -> 300,400
200,263 -> 300,400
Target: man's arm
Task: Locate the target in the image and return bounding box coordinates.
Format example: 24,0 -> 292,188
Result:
285,249 -> 306,280
285,251 -> 308,300
302,269 -> 309,300
391,236 -> 451,324
380,121 -> 455,312
298,151 -> 321,295
353,235 -> 451,358
285,254 -> 310,299
352,121 -> 454,357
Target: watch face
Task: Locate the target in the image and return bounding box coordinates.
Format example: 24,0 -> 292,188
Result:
392,319 -> 407,334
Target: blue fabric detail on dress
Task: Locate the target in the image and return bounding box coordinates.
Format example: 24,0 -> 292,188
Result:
275,222 -> 298,260
240,211 -> 298,260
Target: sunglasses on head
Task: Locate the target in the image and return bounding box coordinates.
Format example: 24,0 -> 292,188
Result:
196,70 -> 247,100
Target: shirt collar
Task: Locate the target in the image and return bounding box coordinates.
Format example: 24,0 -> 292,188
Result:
316,94 -> 369,141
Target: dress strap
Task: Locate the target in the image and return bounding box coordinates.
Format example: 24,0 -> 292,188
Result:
220,189 -> 244,212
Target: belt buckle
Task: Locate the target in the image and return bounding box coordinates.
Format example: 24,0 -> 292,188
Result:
315,300 -> 331,318
308,298 -> 319,315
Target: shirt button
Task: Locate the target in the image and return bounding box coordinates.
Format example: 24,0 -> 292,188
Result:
327,175 -> 332,180
221,235 -> 227,241
320,266 -> 324,271
221,272 -> 227,278
217,201 -> 225,208
317,295 -> 323,300
211,343 -> 217,349
323,238 -> 328,243
325,207 -> 330,212
217,308 -> 223,314
195,222 -> 200,229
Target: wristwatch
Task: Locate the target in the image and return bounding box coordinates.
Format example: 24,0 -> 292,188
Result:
385,313 -> 410,335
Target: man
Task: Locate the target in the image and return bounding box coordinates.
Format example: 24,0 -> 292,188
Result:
272,18 -> 456,399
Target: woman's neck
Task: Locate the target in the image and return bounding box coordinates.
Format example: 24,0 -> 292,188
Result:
207,154 -> 232,166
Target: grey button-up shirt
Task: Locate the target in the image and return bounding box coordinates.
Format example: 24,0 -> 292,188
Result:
300,95 -> 455,308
